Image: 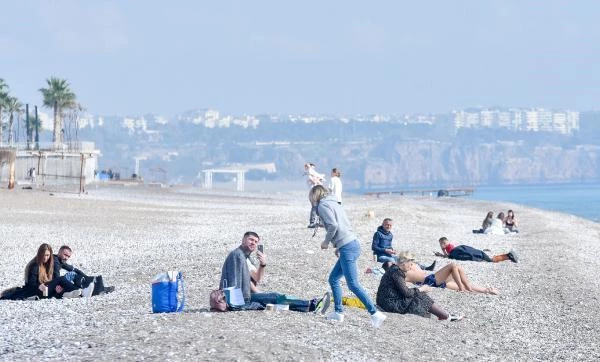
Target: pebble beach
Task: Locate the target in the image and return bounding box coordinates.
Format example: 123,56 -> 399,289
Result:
0,185 -> 599,361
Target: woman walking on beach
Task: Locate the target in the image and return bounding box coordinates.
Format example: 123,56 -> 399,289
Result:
309,185 -> 387,328
328,168 -> 343,204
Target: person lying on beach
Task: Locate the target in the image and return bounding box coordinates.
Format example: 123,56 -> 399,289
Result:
56,245 -> 115,297
220,231 -> 330,313
376,256 -> 464,321
473,211 -> 494,233
504,210 -> 519,233
1,244 -> 81,300
435,237 -> 518,263
398,251 -> 500,294
372,218 -> 436,271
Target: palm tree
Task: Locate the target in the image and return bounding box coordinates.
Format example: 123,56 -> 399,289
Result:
6,96 -> 23,145
0,78 -> 9,146
39,77 -> 77,148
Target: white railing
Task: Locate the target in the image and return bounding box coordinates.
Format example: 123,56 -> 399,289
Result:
0,141 -> 96,152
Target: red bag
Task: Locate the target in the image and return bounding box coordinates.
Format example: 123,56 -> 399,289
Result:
209,289 -> 228,312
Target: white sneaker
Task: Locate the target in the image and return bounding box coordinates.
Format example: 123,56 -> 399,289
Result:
326,311 -> 344,322
82,282 -> 95,298
370,311 -> 387,328
62,289 -> 82,298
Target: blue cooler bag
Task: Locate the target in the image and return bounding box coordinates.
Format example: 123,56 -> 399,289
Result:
152,271 -> 185,313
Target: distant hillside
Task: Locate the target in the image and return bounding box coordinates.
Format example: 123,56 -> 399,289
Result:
68,110 -> 600,187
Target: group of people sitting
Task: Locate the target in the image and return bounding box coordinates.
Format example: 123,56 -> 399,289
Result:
473,209 -> 519,234
1,243 -> 115,301
370,217 -> 519,321
219,185 -> 521,327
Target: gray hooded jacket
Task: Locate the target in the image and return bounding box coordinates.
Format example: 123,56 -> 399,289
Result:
317,195 -> 356,249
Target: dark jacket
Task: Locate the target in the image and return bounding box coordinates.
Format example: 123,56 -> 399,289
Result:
372,226 -> 393,257
376,265 -> 434,317
26,260 -> 61,289
54,255 -> 86,277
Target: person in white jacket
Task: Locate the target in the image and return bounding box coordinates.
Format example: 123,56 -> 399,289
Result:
328,168 -> 343,204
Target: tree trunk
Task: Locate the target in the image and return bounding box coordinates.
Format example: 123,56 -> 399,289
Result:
8,113 -> 14,145
0,105 -> 3,146
52,101 -> 60,148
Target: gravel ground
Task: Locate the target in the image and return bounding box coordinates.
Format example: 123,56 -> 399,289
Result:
0,185 -> 599,361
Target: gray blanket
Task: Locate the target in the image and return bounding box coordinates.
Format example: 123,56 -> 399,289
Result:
220,246 -> 251,301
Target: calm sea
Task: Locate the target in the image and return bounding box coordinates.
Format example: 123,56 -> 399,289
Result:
470,183 -> 600,223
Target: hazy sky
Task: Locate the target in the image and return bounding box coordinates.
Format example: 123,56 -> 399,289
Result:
1,0 -> 598,116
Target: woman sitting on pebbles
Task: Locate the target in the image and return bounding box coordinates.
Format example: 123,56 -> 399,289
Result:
473,211 -> 494,233
1,243 -> 81,300
376,255 -> 464,321
396,251 -> 500,295
504,209 -> 519,233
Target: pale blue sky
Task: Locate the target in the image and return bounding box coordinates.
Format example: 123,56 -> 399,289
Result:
1,0 -> 598,116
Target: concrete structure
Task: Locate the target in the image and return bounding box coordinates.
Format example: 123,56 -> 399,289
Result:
201,163 -> 276,192
0,142 -> 100,193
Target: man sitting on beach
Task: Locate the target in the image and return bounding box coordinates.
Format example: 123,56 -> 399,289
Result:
435,237 -> 518,263
372,218 -> 436,271
220,231 -> 330,312
56,245 -> 115,297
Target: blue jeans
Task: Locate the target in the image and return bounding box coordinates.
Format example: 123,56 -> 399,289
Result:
377,255 -> 398,263
329,240 -> 377,314
64,271 -> 77,283
250,292 -> 311,312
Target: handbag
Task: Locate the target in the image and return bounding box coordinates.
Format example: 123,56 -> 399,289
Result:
151,271 -> 185,313
209,289 -> 228,312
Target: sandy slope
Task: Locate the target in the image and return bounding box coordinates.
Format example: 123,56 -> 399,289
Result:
0,185 -> 599,361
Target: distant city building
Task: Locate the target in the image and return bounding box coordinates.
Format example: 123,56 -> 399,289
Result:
453,107 -> 579,135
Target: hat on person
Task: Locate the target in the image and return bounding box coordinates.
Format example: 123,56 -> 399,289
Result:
396,251 -> 415,264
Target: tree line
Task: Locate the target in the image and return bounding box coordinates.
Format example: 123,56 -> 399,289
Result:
0,77 -> 80,149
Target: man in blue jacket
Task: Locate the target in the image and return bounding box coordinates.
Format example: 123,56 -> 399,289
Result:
372,218 -> 436,271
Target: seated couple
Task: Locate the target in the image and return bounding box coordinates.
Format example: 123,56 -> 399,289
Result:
1,244 -> 115,301
372,218 -> 436,271
376,254 -> 464,321
436,237 -> 518,263
220,231 -> 330,313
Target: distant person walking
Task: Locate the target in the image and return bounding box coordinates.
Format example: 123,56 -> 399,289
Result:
305,163 -> 326,228
304,163 -> 325,188
28,167 -> 37,186
309,185 -> 387,328
328,168 -> 343,204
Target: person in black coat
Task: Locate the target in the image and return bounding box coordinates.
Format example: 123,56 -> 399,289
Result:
376,256 -> 463,321
1,244 -> 79,300
56,245 -> 115,296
